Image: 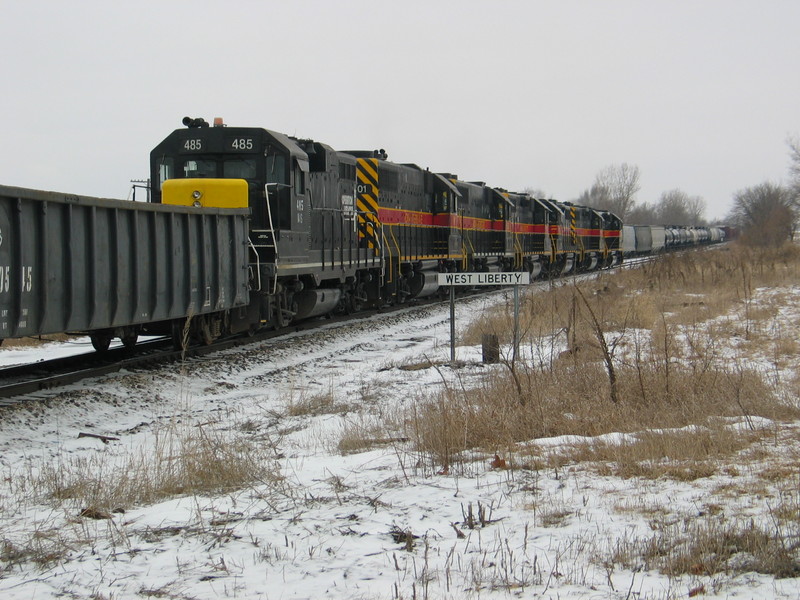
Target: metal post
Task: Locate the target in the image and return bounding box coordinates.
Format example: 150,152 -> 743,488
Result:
449,284 -> 456,363
513,284 -> 520,363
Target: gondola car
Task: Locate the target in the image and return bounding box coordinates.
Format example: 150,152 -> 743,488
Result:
0,184 -> 250,350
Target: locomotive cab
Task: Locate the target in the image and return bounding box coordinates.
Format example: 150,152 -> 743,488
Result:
150,121 -> 311,265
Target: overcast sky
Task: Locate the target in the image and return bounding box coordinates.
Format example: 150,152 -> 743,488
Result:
1,0 -> 798,220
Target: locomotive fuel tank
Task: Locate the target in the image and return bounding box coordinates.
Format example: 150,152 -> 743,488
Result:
293,288 -> 343,320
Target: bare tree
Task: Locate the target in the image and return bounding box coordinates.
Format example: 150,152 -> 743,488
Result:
789,135 -> 800,200
686,194 -> 707,225
656,189 -> 706,226
727,182 -> 796,246
582,163 -> 640,219
575,183 -> 609,209
626,201 -> 657,224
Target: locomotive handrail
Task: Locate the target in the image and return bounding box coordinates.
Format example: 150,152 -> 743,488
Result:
512,223 -> 523,269
577,235 -> 586,264
381,229 -> 393,284
464,234 -> 476,259
248,238 -> 262,292
387,226 -> 402,285
263,184 -> 280,294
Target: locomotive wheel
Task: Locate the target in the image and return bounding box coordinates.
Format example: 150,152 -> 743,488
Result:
90,333 -> 112,353
347,282 -> 367,314
272,296 -> 288,329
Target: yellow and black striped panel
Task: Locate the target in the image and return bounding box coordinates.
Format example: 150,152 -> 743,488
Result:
569,205 -> 577,241
356,158 -> 380,251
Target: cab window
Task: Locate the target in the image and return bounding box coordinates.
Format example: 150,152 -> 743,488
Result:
266,153 -> 288,185
294,163 -> 306,195
224,158 -> 257,179
183,159 -> 217,178
266,151 -> 291,230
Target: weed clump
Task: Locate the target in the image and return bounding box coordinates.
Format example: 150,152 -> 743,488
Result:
32,423 -> 284,512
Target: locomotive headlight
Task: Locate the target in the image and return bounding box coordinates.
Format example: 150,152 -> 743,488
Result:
192,190 -> 203,200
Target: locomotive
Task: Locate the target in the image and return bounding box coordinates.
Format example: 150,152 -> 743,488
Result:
0,117 -> 721,350
148,117 -> 623,338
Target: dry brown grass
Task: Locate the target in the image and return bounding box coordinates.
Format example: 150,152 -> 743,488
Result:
1,528 -> 74,572
408,362 -> 795,474
285,389 -> 351,417
611,517 -> 800,578
562,425 -> 760,480
1,334 -> 78,348
336,414 -> 401,455
31,421 -> 285,512
408,243 -> 800,475
465,244 -> 800,351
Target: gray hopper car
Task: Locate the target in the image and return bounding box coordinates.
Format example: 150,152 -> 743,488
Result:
0,185 -> 250,349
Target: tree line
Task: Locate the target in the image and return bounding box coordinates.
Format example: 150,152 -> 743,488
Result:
567,138 -> 800,247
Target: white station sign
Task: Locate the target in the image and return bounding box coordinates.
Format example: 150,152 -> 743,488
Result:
437,272 -> 530,286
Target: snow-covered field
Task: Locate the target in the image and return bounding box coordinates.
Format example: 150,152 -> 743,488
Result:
0,286 -> 798,600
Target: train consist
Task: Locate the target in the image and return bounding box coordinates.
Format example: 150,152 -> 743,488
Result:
0,117 -> 725,350
622,223 -> 726,255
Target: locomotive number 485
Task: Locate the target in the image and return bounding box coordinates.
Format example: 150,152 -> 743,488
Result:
230,138 -> 253,150
182,139 -> 253,151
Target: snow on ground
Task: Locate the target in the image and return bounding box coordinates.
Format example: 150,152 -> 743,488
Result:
0,287 -> 799,599
0,337 -> 100,367
0,336 -> 162,368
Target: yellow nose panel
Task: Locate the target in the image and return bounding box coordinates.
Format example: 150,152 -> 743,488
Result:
162,178 -> 249,209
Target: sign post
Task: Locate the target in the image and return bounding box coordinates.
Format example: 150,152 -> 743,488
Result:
449,284 -> 456,362
437,272 -> 530,363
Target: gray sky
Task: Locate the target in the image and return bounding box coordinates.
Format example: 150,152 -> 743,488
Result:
1,0 -> 798,220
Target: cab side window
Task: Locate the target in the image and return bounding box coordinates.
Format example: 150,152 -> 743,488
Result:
294,163 -> 306,195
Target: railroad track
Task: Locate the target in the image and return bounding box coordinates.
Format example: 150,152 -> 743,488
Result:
0,255 -> 671,408
0,306 -> 393,407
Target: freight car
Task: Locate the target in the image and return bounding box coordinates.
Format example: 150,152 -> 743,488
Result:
623,224 -> 726,256
0,184 -> 250,350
